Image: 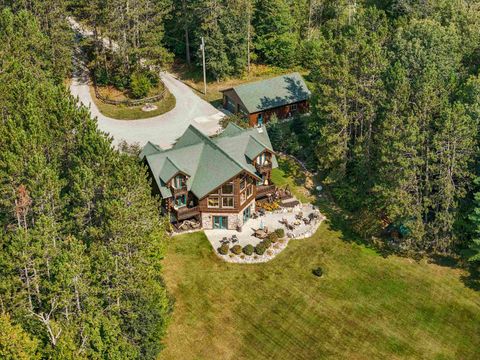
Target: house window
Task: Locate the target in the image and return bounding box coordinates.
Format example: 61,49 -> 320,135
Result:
246,185 -> 253,198
240,191 -> 246,205
208,196 -> 220,208
240,176 -> 246,191
257,153 -> 268,166
222,197 -> 234,208
174,194 -> 186,208
221,182 -> 234,195
173,175 -> 186,189
291,103 -> 298,112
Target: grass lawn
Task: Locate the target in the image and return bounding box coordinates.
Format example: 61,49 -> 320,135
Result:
271,158 -> 315,204
171,62 -> 309,107
160,158 -> 480,360
88,84 -> 176,120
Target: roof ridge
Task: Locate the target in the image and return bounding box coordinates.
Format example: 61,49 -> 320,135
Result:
248,134 -> 271,151
187,125 -> 249,174
163,156 -> 184,177
233,72 -> 302,90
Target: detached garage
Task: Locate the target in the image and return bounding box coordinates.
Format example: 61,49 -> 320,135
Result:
221,72 -> 311,127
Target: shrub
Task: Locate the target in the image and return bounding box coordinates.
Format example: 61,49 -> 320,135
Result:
274,228 -> 285,238
243,244 -> 254,256
130,71 -> 152,99
268,232 -> 278,243
230,245 -> 242,255
255,243 -> 267,255
312,267 -> 323,277
145,70 -> 160,87
262,238 -> 272,249
217,243 -> 229,255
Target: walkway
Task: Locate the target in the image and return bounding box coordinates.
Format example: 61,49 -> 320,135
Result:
68,18 -> 224,148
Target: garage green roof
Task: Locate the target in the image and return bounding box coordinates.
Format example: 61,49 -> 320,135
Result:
141,124 -> 278,199
223,72 -> 311,114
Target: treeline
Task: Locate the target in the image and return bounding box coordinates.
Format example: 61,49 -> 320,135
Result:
0,7 -> 170,359
275,0 -> 480,258
71,0 -> 346,81
69,0 -> 172,96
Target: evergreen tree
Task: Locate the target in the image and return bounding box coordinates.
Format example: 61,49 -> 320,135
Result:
0,314 -> 39,360
253,0 -> 298,67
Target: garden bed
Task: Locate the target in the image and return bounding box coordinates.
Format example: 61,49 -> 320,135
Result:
88,84 -> 176,120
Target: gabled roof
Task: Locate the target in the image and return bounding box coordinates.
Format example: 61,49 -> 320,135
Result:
139,141 -> 163,160
159,157 -> 184,183
142,124 -> 278,199
222,72 -> 311,114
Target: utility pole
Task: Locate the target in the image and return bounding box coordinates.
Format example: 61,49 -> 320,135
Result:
201,37 -> 207,95
247,10 -> 251,74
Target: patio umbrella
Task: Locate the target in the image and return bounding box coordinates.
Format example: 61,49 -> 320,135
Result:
259,219 -> 264,230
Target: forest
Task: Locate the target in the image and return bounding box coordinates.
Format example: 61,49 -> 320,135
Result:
1,0 -> 480,359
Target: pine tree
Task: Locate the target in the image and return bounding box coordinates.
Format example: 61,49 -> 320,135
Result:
253,0 -> 298,67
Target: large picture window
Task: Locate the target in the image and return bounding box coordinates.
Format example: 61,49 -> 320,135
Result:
222,197 -> 234,208
208,196 -> 220,208
221,182 -> 234,195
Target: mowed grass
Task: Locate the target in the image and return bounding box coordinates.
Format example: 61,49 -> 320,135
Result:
161,229 -> 480,360
160,158 -> 480,359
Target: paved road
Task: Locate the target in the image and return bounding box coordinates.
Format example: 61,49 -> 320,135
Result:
69,19 -> 223,149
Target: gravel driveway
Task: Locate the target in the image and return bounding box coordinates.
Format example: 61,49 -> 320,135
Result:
69,18 -> 223,149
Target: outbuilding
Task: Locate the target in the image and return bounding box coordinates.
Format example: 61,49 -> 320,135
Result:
221,72 -> 311,127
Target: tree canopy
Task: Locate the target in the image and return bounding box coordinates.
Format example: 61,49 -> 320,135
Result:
0,7 -> 170,359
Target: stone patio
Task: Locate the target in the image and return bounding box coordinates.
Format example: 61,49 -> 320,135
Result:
205,203 -> 325,263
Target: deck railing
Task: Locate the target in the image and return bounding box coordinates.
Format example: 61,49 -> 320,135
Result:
176,205 -> 200,221
256,185 -> 276,199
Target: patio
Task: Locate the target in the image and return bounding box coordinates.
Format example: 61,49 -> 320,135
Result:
205,203 -> 325,263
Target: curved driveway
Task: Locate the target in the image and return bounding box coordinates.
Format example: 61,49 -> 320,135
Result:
69,23 -> 223,149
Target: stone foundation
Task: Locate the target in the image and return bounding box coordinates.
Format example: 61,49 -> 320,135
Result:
201,200 -> 255,230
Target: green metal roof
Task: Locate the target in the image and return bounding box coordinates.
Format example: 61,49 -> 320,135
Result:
225,72 -> 311,114
139,141 -> 163,160
159,157 -> 184,183
142,123 -> 278,200
159,186 -> 172,199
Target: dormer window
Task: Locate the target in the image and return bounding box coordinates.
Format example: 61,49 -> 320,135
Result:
257,153 -> 269,166
173,175 -> 186,189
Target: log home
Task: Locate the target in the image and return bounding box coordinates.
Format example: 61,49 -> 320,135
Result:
220,72 -> 311,127
140,123 -> 278,230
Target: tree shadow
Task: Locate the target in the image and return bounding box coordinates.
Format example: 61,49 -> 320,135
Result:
256,76 -> 310,112
461,266 -> 480,292
277,159 -> 307,188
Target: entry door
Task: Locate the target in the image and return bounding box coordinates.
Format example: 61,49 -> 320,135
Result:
243,206 -> 251,223
258,113 -> 263,126
213,216 -> 228,229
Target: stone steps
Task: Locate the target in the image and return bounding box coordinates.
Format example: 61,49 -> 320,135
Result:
281,197 -> 300,208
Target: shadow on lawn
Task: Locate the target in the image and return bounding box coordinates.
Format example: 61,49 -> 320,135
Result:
461,267 -> 480,292
279,156 -> 480,292
278,159 -> 383,255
